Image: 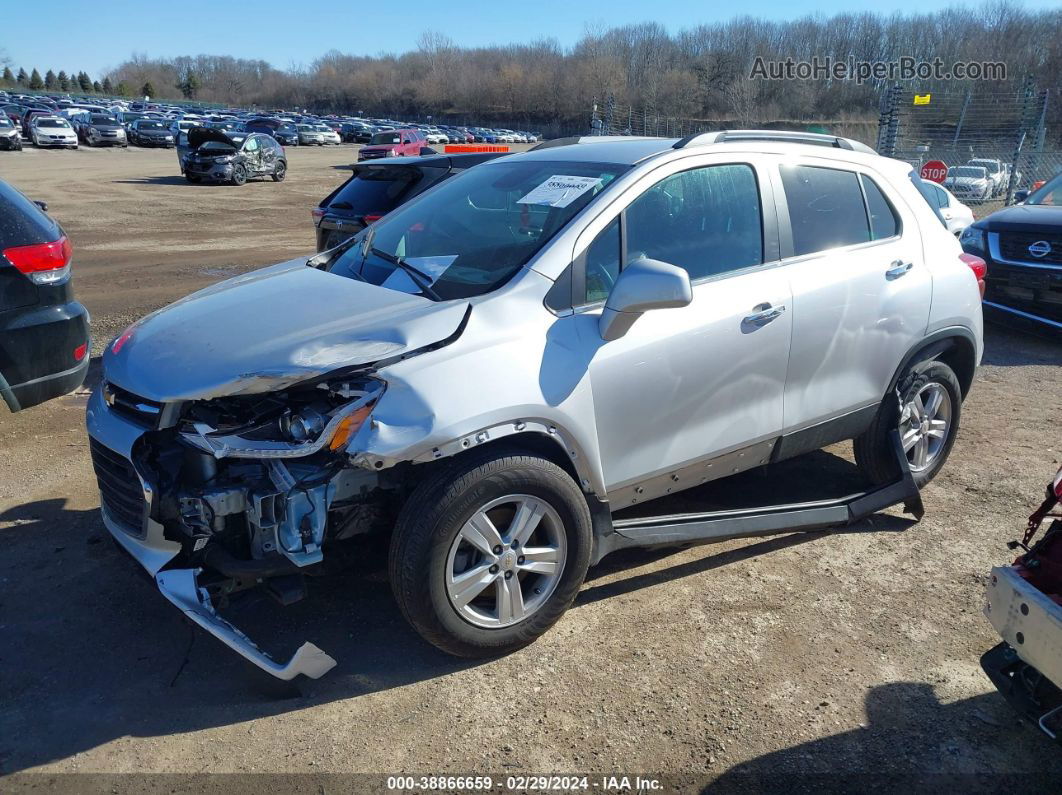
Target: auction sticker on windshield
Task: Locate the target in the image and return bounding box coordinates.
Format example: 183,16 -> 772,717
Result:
517,175 -> 601,208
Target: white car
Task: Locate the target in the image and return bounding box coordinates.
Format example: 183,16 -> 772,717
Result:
315,125 -> 342,145
30,116 -> 78,149
942,166 -> 993,203
423,128 -> 447,145
925,182 -> 975,235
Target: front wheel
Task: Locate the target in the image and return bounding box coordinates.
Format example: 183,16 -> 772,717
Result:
231,164 -> 247,186
389,451 -> 592,658
854,359 -> 962,488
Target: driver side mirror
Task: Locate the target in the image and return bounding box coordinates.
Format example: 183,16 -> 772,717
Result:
1013,189 -> 1030,204
599,257 -> 692,341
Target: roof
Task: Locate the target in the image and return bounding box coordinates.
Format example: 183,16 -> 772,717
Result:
511,131 -> 884,167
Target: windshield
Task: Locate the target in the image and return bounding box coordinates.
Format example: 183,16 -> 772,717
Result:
297,124 -> 315,131
370,132 -> 402,145
328,160 -> 627,301
1024,174 -> 1062,206
0,117 -> 11,128
968,161 -> 1000,173
38,119 -> 70,128
138,121 -> 167,130
952,167 -> 987,178
90,114 -> 116,125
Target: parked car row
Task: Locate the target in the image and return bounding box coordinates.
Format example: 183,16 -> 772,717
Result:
941,157 -> 1024,203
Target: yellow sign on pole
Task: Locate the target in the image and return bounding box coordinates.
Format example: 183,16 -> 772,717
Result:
913,94 -> 931,106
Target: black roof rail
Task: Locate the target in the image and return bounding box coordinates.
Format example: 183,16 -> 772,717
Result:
674,129 -> 876,154
528,136 -> 583,151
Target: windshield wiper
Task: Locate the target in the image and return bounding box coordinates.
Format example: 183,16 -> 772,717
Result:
369,247 -> 443,301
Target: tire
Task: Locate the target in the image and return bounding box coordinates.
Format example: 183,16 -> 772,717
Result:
389,450 -> 592,658
271,161 -> 286,182
231,164 -> 247,186
185,173 -> 201,183
854,359 -> 962,488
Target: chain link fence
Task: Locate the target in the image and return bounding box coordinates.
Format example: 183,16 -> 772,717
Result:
877,79 -> 1057,216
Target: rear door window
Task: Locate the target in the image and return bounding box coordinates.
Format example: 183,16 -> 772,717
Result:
780,165 -> 871,255
330,168 -> 423,215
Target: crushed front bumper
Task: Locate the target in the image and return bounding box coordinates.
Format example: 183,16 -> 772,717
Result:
87,386 -> 338,680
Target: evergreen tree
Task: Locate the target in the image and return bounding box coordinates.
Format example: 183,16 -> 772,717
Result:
141,81 -> 155,98
28,69 -> 43,90
93,80 -> 102,93
178,69 -> 200,99
102,76 -> 113,93
57,70 -> 69,91
44,69 -> 56,89
78,71 -> 92,92
1,67 -> 13,84
16,67 -> 27,84
116,81 -> 129,97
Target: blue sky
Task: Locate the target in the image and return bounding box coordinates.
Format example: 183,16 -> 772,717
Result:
2,0 -> 1054,78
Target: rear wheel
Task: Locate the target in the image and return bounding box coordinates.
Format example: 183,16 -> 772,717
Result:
231,164 -> 247,186
271,161 -> 286,182
389,451 -> 592,658
854,359 -> 962,488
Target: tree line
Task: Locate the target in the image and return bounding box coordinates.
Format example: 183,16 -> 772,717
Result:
4,2 -> 1060,136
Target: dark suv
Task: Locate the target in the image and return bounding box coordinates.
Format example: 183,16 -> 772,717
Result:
960,172 -> 1062,337
312,152 -> 503,251
181,128 -> 287,186
0,180 -> 90,411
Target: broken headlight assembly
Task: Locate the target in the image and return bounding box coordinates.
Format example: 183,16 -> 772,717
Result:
179,376 -> 384,459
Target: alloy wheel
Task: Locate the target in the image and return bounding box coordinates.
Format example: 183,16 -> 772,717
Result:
445,494 -> 567,629
901,382 -> 952,472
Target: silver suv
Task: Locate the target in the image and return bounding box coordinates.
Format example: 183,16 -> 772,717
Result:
86,131 -> 984,679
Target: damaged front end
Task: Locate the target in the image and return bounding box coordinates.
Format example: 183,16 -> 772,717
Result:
89,372 -> 402,680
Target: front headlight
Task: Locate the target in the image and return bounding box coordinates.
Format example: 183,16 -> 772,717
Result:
179,379 -> 384,459
959,226 -> 988,257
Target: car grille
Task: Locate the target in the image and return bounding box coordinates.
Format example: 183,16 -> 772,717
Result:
359,150 -> 386,160
998,232 -> 1062,265
104,382 -> 163,427
89,438 -> 146,534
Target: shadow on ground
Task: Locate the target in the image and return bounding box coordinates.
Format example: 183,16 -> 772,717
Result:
706,683 -> 1062,793
0,448 -> 1026,778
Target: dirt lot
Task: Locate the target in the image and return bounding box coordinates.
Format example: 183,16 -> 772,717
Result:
1,143 -> 1061,792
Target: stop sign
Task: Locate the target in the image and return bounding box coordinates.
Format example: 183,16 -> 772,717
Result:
920,160 -> 948,184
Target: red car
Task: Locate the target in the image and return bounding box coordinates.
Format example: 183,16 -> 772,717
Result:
357,128 -> 428,161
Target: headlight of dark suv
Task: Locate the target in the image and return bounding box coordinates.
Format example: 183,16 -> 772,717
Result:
959,226 -> 988,257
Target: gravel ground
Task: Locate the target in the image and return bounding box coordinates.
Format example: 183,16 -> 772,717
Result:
1,143 -> 1060,793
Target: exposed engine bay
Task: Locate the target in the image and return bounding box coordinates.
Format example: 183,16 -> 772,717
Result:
128,374 -> 402,605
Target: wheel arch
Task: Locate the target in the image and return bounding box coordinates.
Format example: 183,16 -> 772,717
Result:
889,327 -> 978,399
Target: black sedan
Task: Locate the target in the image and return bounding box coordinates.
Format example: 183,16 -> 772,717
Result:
0,180 -> 90,411
128,119 -> 176,147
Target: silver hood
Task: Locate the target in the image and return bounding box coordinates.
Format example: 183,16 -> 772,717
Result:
103,259 -> 469,402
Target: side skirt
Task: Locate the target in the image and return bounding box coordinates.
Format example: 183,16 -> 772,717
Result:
592,428 -> 922,564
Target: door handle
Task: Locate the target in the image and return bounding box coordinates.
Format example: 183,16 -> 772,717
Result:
886,260 -> 913,279
743,303 -> 786,326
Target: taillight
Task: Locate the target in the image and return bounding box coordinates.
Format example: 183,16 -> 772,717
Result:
364,214 -> 383,224
311,206 -> 325,225
73,342 -> 87,362
959,252 -> 987,298
3,235 -> 72,285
